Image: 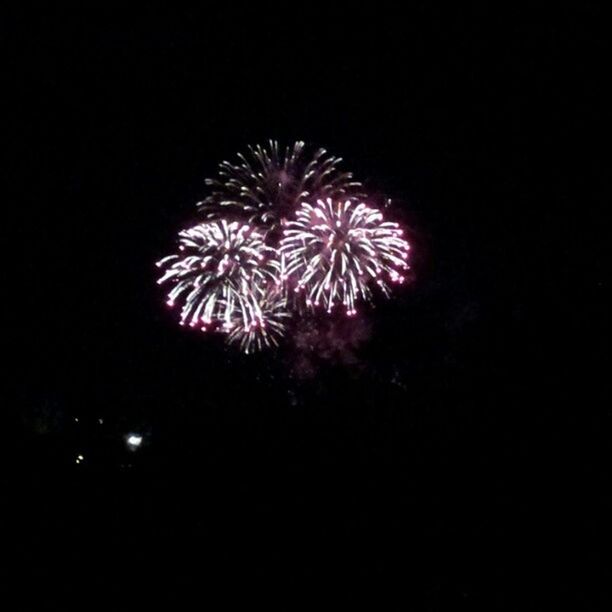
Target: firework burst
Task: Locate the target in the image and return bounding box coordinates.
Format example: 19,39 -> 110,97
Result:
157,141 -> 412,355
198,140 -> 364,232
280,198 -> 410,315
156,220 -> 278,331
226,285 -> 290,354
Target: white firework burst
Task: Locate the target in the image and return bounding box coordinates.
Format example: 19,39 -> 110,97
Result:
156,220 -> 279,331
280,198 -> 410,315
198,140 -> 364,231
226,285 -> 290,354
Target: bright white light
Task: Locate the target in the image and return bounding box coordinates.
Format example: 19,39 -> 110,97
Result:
126,434 -> 143,449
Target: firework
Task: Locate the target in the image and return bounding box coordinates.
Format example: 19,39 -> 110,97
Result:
226,285 -> 290,354
198,140 -> 364,232
156,220 -> 279,331
280,198 -> 410,315
157,141 -> 413,355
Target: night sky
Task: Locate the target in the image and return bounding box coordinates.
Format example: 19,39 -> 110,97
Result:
6,6 -> 608,608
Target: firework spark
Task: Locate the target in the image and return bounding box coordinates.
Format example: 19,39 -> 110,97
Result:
156,220 -> 278,331
280,198 -> 410,315
198,140 -> 364,232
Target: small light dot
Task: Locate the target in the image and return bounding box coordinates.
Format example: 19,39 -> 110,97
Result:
126,434 -> 143,449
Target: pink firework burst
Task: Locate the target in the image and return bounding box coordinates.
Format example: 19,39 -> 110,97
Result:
280,198 -> 410,315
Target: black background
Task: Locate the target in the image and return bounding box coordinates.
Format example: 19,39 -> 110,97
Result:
6,5 -> 608,608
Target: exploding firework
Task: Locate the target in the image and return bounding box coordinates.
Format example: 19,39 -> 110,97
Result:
280,198 -> 410,315
226,285 -> 290,354
198,140 -> 364,232
157,141 -> 413,355
156,220 -> 279,331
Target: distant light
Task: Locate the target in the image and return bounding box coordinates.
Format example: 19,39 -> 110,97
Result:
77,454 -> 84,460
98,418 -> 104,425
126,434 -> 143,449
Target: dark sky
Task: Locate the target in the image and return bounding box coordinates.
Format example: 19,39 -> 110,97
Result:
6,6 -> 607,608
